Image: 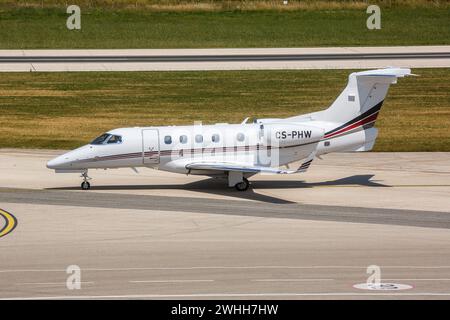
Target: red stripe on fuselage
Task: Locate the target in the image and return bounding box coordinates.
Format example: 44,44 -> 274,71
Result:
324,112 -> 379,139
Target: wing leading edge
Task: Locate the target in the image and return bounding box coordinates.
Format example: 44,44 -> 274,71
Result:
186,162 -> 292,174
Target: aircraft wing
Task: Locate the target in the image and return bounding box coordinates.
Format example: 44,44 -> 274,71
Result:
185,155 -> 315,175
186,162 -> 292,174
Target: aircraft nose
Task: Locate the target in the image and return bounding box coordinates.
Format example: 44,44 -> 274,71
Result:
47,155 -> 68,169
47,145 -> 91,170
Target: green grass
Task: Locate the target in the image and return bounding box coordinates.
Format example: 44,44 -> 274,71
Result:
0,6 -> 449,48
0,69 -> 449,151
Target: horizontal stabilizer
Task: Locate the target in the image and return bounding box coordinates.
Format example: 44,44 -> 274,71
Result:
355,67 -> 412,78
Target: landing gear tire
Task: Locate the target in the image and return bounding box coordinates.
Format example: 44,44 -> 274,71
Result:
81,181 -> 91,190
235,178 -> 250,191
80,170 -> 91,190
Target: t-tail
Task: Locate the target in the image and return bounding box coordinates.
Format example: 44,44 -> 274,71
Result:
288,67 -> 413,153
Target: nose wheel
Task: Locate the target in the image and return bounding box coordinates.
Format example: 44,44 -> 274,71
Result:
80,171 -> 91,190
81,181 -> 91,190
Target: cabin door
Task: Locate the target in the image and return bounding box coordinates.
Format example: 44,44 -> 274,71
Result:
142,129 -> 160,164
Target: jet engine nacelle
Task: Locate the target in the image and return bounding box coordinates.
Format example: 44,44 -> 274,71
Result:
264,123 -> 324,147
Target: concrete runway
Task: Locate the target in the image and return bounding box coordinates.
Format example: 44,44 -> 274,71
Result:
1,46 -> 449,71
0,149 -> 449,299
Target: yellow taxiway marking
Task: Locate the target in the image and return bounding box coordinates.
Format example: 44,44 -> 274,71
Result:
0,209 -> 17,238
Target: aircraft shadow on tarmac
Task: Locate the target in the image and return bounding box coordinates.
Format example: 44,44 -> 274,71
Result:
47,174 -> 388,204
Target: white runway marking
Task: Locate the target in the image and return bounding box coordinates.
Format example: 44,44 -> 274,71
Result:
16,281 -> 94,286
129,280 -> 214,283
252,279 -> 335,282
384,279 -> 450,281
4,292 -> 450,300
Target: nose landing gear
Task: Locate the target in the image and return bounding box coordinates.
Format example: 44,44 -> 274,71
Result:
80,171 -> 91,190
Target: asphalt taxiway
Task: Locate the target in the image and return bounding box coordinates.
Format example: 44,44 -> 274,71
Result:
1,46 -> 449,71
0,149 -> 449,299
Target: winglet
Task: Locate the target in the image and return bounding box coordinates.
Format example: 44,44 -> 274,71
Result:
295,151 -> 317,173
241,117 -> 249,124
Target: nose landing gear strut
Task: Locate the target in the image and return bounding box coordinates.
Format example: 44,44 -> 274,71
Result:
80,171 -> 91,190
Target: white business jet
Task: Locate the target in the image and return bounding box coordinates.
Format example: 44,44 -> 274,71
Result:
47,67 -> 412,191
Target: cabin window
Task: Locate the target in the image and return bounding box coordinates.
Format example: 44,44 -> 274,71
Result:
179,135 -> 188,144
164,135 -> 172,144
107,135 -> 122,144
236,132 -> 245,142
195,134 -> 203,143
212,134 -> 220,143
90,133 -> 110,145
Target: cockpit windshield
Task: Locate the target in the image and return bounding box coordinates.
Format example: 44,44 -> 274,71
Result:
90,133 -> 123,145
107,135 -> 122,144
90,133 -> 110,145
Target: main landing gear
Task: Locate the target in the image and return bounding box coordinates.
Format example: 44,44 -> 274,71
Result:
234,177 -> 250,192
228,171 -> 250,191
80,171 -> 91,190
